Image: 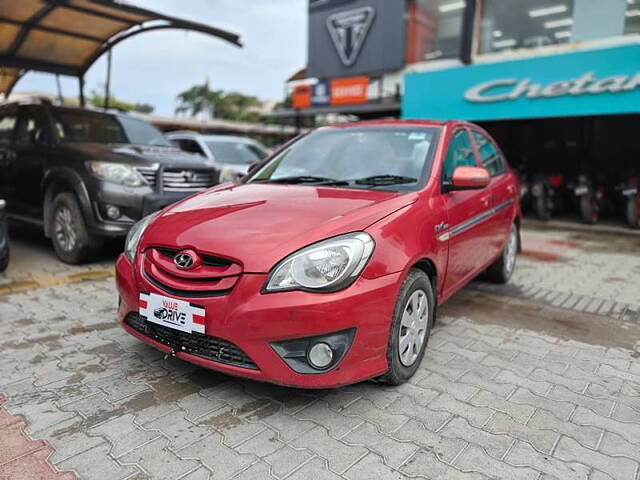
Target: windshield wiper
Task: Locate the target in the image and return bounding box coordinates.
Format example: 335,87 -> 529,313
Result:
353,175 -> 418,186
255,176 -> 349,186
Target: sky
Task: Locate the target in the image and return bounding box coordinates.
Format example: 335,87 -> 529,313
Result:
15,0 -> 308,115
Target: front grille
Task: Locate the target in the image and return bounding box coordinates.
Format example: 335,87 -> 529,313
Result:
125,313 -> 258,370
136,166 -> 158,190
143,272 -> 232,298
155,247 -> 231,268
162,169 -> 218,192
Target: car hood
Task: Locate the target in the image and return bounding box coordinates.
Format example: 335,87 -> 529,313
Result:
141,183 -> 418,272
61,142 -> 212,168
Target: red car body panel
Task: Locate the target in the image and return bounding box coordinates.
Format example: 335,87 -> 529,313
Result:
116,120 -> 521,388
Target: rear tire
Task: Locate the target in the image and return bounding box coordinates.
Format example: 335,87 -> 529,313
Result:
0,248 -> 8,272
580,195 -> 598,224
627,196 -> 640,229
486,223 -> 518,284
50,192 -> 103,264
378,269 -> 435,386
534,195 -> 551,221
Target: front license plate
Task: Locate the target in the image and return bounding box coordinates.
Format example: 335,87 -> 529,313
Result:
623,188 -> 638,196
139,292 -> 205,334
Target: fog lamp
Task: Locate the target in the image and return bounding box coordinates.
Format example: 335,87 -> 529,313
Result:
308,342 -> 333,369
105,205 -> 121,220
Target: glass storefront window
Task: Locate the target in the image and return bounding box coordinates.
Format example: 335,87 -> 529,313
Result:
479,0 -> 635,56
407,0 -> 465,62
479,0 -> 576,54
625,0 -> 640,35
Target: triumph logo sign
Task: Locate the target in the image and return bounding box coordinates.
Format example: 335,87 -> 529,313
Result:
326,6 -> 375,67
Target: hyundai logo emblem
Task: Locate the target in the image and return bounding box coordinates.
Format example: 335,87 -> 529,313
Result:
174,253 -> 194,270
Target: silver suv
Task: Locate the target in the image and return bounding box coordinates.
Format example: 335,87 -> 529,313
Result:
167,131 -> 269,182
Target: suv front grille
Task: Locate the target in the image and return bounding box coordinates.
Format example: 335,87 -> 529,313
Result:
125,313 -> 258,370
135,166 -> 158,189
162,169 -> 218,192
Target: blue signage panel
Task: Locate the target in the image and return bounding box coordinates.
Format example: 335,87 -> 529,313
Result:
312,80 -> 330,106
402,45 -> 640,121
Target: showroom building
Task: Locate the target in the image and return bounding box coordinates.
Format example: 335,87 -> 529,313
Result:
280,0 -> 640,218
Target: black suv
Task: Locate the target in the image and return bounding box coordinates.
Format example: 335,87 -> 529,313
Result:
0,100 -> 219,263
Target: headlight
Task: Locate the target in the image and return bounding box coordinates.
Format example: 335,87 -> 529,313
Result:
264,232 -> 375,293
87,161 -> 146,187
124,213 -> 157,262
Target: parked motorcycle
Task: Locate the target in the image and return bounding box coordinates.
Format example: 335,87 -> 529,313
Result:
530,173 -> 564,221
569,174 -> 606,225
618,177 -> 640,229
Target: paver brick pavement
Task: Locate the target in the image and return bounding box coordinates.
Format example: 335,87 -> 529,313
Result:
1,226 -> 640,479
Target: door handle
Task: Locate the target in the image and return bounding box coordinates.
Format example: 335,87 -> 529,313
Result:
481,194 -> 493,208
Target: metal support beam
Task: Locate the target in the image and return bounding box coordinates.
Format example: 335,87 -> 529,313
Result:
55,74 -> 63,103
104,47 -> 112,110
79,76 -> 85,107
460,0 -> 477,65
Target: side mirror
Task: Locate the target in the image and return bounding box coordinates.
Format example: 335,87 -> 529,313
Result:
447,166 -> 490,191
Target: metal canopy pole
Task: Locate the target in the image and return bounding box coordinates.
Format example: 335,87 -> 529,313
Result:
104,47 -> 112,110
78,76 -> 85,107
55,74 -> 63,103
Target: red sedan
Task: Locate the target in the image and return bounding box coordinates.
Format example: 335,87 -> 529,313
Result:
116,120 -> 520,388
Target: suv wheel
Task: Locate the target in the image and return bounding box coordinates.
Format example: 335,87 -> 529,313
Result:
50,192 -> 102,264
378,269 -> 435,386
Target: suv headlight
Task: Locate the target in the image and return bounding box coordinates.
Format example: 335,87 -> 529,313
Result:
124,213 -> 157,261
264,232 -> 375,293
87,161 -> 146,187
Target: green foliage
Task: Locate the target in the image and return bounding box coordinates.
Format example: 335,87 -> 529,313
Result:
89,89 -> 154,114
175,80 -> 262,123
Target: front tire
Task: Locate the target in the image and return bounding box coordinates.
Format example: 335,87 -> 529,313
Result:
626,196 -> 640,229
378,269 -> 435,386
534,195 -> 551,221
50,192 -> 103,264
580,195 -> 598,224
487,223 -> 518,284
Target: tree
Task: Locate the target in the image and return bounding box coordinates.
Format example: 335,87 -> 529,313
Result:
174,80 -> 223,119
174,80 -> 263,123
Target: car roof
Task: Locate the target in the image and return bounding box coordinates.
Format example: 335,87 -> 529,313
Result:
317,119 -> 475,131
167,132 -> 258,143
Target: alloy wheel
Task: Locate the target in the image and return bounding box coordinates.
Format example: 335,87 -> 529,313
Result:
398,289 -> 429,367
54,206 -> 77,253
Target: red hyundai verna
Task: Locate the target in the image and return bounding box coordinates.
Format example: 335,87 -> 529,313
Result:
116,120 -> 520,388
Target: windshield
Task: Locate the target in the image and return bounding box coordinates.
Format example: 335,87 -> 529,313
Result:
52,109 -> 127,143
206,140 -> 268,165
118,116 -> 171,147
51,109 -> 170,146
250,127 -> 438,190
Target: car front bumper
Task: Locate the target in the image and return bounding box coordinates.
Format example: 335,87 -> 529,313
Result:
115,253 -> 400,388
86,183 -> 198,237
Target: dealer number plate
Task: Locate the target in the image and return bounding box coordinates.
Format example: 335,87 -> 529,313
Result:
139,292 -> 205,334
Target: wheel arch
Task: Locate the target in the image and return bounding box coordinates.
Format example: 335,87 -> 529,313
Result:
410,257 -> 438,303
42,169 -> 92,238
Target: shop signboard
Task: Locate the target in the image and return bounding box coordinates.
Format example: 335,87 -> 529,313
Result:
403,45 -> 640,121
330,76 -> 369,105
308,0 -> 406,79
292,84 -> 312,109
312,80 -> 331,106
